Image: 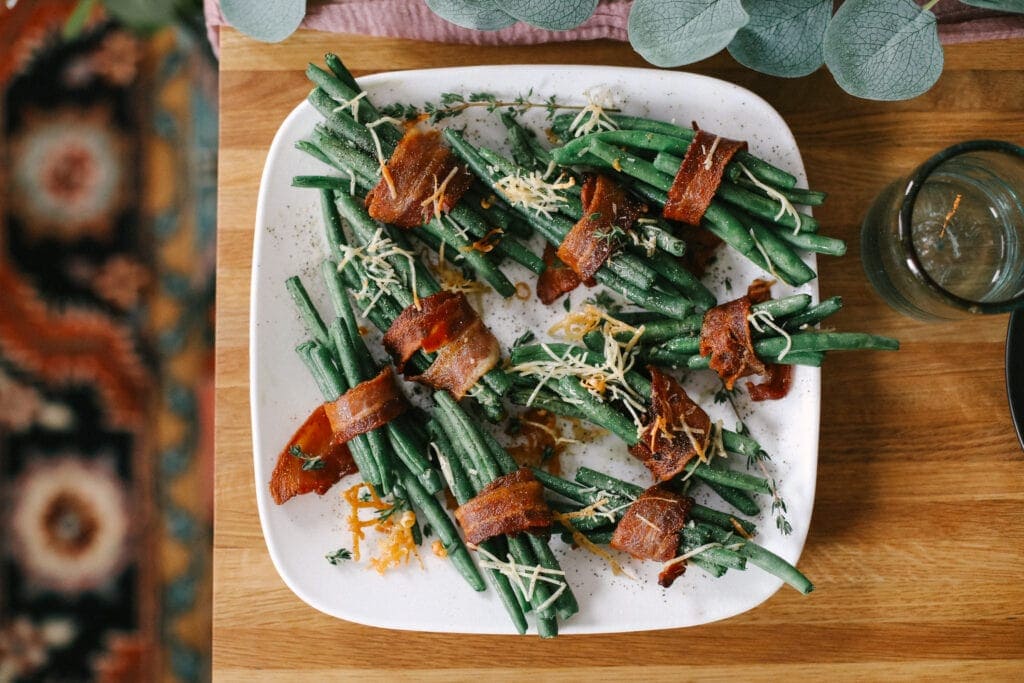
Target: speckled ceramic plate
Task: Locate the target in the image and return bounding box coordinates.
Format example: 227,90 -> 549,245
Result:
251,66 -> 819,634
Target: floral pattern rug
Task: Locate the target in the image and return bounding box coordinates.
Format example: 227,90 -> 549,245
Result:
0,3 -> 215,681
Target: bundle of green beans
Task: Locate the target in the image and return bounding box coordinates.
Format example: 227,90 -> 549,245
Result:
297,55 -> 543,298
284,273 -> 487,595
533,466 -> 813,594
506,339 -> 777,516
548,113 -> 845,287
581,295 -> 900,371
428,396 -> 579,638
294,187 -> 511,421
443,127 -> 714,320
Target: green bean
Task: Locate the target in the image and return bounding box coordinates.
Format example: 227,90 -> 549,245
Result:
574,467 -> 644,499
737,177 -> 827,206
700,524 -> 813,594
508,388 -> 591,422
767,224 -> 847,257
292,174 -> 356,191
685,460 -> 771,494
555,376 -> 639,446
718,182 -> 819,233
285,275 -> 335,357
690,555 -> 729,578
749,223 -> 817,286
554,130 -> 693,163
401,471 -> 485,590
689,504 -> 757,536
307,87 -> 378,156
702,479 -> 760,516
783,296 -> 843,330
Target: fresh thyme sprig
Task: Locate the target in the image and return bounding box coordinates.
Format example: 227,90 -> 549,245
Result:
289,444 -> 325,471
325,548 -> 352,564
379,90 -> 619,125
716,384 -> 792,536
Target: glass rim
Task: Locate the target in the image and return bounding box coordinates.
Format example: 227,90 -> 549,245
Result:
897,139 -> 1024,314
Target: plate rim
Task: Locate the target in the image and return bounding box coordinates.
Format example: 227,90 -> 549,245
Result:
249,64 -> 821,633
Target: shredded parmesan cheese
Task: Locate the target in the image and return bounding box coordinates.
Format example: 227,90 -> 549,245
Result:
337,227 -> 421,313
737,163 -> 802,234
419,165 -> 461,221
568,88 -> 619,137
494,170 -> 574,219
748,309 -> 793,361
331,90 -> 367,122
660,542 -> 723,573
702,135 -> 722,171
471,544 -> 568,607
366,117 -> 405,199
749,228 -> 778,278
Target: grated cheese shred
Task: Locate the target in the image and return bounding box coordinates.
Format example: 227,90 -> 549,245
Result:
493,170 -> 574,219
738,162 -> 802,234
748,309 -> 793,361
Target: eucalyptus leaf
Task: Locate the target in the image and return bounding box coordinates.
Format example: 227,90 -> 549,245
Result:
628,0 -> 749,68
221,0 -> 305,43
727,0 -> 832,78
505,0 -> 599,30
823,0 -> 943,101
102,0 -> 177,31
959,0 -> 1024,12
424,0 -> 517,30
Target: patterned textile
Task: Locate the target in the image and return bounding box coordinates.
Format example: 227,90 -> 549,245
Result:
0,3 -> 215,681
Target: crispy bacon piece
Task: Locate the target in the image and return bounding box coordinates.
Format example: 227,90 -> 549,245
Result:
365,128 -> 472,228
557,174 -> 645,285
747,363 -> 793,401
629,367 -> 712,482
610,485 -> 691,564
454,468 -> 552,545
663,129 -> 747,225
698,284 -> 770,391
323,368 -> 409,443
383,290 -> 500,399
383,291 -> 474,371
269,406 -> 357,505
536,244 -> 581,305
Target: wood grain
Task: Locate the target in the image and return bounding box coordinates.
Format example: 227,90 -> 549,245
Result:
215,28 -> 1024,679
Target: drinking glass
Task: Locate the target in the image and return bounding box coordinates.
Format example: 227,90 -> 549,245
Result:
861,140 -> 1024,320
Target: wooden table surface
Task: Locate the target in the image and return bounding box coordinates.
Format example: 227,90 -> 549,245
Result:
214,28 -> 1024,680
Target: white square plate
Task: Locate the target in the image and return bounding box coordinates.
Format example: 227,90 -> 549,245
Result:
250,65 -> 819,634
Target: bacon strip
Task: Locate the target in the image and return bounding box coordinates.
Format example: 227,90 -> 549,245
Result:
270,406 -> 357,505
698,285 -> 770,391
383,291 -> 474,371
663,129 -> 747,225
747,363 -> 793,401
629,367 -> 712,482
323,368 -> 409,443
557,174 -> 645,285
455,468 -> 552,545
611,485 -> 691,565
383,290 -> 500,399
365,128 -> 472,228
536,244 -> 581,305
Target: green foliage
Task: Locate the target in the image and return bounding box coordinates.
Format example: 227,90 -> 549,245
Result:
505,0 -> 600,30
221,0 -> 305,43
823,0 -> 943,101
423,0 -> 517,30
628,0 -> 749,67
727,0 -> 832,78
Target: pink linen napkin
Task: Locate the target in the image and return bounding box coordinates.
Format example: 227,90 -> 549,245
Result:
204,0 -> 1024,56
